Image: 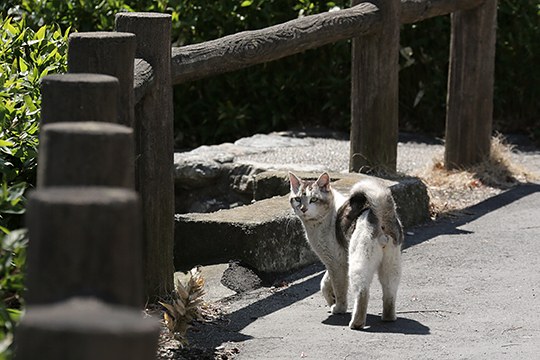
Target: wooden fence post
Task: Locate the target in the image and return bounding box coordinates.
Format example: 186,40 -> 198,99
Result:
15,74 -> 158,359
444,0 -> 497,169
15,298 -> 158,360
40,73 -> 119,125
67,32 -> 136,128
25,187 -> 144,307
349,0 -> 400,173
40,73 -> 134,188
115,13 -> 174,300
37,122 -> 134,188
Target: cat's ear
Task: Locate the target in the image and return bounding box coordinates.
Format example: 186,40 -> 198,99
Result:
289,172 -> 302,194
316,172 -> 331,192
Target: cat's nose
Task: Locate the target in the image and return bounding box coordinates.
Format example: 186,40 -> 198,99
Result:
300,206 -> 308,213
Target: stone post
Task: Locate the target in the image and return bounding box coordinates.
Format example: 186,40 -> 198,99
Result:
25,188 -> 144,307
15,298 -> 159,360
445,0 -> 497,169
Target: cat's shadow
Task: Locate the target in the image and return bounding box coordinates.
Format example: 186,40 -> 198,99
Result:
323,313 -> 430,335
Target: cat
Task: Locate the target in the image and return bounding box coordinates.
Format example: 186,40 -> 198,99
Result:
289,172 -> 403,330
289,172 -> 349,314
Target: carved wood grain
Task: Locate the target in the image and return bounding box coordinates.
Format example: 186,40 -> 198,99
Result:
171,3 -> 380,84
171,0 -> 485,84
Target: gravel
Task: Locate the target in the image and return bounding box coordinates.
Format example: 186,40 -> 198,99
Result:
232,130 -> 540,214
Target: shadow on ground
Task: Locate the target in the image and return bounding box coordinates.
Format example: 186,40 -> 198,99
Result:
187,182 -> 539,353
404,182 -> 540,249
322,313 -> 430,335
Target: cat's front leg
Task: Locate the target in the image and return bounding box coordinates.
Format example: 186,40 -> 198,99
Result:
320,270 -> 335,307
327,266 -> 348,314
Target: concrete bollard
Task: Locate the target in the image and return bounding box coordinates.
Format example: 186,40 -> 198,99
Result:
15,298 -> 159,360
67,32 -> 136,128
37,122 -> 134,189
25,187 -> 144,307
40,73 -> 119,125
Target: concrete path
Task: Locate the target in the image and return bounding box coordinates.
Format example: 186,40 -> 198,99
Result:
187,183 -> 540,359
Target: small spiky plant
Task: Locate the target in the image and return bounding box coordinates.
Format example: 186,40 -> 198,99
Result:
160,266 -> 206,346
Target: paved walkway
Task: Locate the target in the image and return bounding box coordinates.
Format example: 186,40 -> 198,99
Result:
187,183 -> 540,359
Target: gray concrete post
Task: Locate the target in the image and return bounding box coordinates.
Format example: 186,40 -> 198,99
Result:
15,298 -> 159,360
445,0 -> 497,169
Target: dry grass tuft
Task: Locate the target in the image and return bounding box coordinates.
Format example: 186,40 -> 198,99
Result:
414,135 -> 539,218
159,266 -> 207,347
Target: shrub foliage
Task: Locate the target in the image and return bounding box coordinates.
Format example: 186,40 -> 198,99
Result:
0,17 -> 68,357
2,0 -> 538,149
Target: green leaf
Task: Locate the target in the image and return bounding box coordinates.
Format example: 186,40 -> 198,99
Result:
23,95 -> 37,112
241,1 -> 253,7
17,57 -> 28,73
0,140 -> 14,148
3,21 -> 17,36
35,25 -> 47,41
6,183 -> 26,203
0,225 -> 9,234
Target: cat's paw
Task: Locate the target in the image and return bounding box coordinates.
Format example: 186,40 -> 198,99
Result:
381,313 -> 397,322
330,303 -> 347,314
349,319 -> 366,330
322,288 -> 335,307
382,301 -> 397,321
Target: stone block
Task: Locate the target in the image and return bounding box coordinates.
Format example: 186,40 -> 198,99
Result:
174,172 -> 429,273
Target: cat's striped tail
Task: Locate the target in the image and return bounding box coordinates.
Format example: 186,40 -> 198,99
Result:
336,178 -> 404,248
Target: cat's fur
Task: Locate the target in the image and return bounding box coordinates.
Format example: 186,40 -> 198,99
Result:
289,172 -> 403,329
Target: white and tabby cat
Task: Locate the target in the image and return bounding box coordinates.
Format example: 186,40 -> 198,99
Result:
289,172 -> 349,314
289,172 -> 403,329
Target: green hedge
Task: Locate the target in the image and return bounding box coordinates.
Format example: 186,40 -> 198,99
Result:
174,0 -> 538,147
0,17 -> 69,357
4,1 -> 537,149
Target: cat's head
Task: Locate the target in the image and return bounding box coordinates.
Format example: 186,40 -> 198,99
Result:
289,172 -> 334,221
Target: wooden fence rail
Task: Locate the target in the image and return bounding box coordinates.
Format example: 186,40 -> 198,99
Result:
170,0 -> 496,171
170,0 -> 485,84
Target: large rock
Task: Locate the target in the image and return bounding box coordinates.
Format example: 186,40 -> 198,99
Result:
174,172 -> 429,273
175,194 -> 317,273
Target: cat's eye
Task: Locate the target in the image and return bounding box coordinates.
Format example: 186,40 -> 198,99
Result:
293,197 -> 301,203
309,198 -> 319,203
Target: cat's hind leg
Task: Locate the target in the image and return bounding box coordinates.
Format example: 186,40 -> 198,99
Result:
378,244 -> 402,322
349,237 -> 382,329
349,265 -> 377,329
320,270 -> 335,307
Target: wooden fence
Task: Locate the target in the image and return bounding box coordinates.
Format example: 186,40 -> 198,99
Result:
16,73 -> 159,358
170,0 -> 496,171
16,0 -> 496,356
